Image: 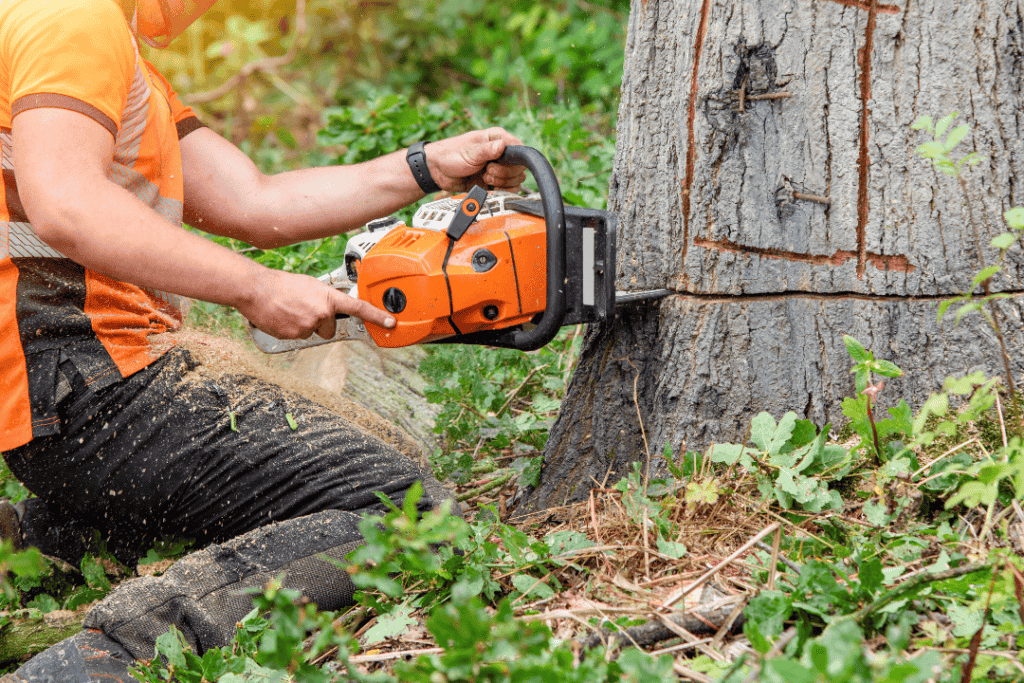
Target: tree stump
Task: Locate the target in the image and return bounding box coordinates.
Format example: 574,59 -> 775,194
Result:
519,0 -> 1024,512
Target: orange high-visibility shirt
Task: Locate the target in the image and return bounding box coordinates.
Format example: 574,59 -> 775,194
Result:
0,0 -> 204,451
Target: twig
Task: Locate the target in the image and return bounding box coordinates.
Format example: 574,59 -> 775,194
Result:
674,662 -> 715,683
735,496 -> 836,548
793,192 -> 831,205
911,439 -> 979,479
347,647 -> 443,664
650,637 -> 715,657
626,358 -> 652,493
496,365 -> 546,417
663,523 -> 780,609
711,597 -> 749,650
456,470 -> 516,502
642,508 -> 652,582
841,562 -> 989,624
767,526 -> 782,590
188,0 -> 308,104
960,561 -> 1000,683
747,92 -> 793,101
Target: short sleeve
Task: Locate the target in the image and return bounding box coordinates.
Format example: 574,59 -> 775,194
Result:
144,62 -> 207,140
2,0 -> 136,138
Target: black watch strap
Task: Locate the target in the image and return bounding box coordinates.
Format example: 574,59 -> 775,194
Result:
406,141 -> 442,194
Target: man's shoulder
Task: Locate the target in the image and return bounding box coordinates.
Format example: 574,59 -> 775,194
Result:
1,0 -> 130,36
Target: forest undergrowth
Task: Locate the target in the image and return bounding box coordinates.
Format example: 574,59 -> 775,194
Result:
0,1 -> 1022,680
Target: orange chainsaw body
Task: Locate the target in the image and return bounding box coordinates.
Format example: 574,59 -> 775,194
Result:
358,205 -> 548,348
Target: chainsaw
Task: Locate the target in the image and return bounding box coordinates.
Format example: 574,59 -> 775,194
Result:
248,146 -> 670,354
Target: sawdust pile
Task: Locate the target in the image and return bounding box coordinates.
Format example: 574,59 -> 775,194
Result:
149,327 -> 426,465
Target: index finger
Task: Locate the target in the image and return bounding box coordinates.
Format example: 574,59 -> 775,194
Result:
329,288 -> 396,329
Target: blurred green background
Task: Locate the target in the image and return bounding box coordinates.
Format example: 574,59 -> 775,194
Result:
158,0 -> 631,325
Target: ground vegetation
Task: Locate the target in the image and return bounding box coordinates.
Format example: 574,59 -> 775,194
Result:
0,0 -> 1022,680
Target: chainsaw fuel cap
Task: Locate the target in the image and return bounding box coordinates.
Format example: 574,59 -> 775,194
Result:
471,249 -> 498,272
382,287 -> 407,314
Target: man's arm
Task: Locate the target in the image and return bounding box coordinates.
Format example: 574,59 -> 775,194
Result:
13,107 -> 394,340
179,126 -> 526,249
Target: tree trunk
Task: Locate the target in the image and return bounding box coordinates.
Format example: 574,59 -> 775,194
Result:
519,0 -> 1024,512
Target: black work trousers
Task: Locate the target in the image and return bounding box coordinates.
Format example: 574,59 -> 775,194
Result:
4,348 -> 449,566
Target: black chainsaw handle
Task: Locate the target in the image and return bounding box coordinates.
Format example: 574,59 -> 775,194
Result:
497,145 -> 566,351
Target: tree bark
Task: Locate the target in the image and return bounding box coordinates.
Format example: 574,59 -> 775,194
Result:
520,0 -> 1024,511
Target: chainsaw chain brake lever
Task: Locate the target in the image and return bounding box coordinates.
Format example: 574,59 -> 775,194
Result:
446,185 -> 488,241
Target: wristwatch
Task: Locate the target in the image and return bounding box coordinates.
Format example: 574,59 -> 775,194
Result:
406,141 -> 442,194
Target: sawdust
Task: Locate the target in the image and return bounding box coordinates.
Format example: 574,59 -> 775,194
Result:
149,327 -> 427,466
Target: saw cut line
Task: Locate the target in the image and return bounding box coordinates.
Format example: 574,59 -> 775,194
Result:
681,0 -> 714,269
662,289 -> 1024,304
812,0 -> 900,13
694,237 -> 913,273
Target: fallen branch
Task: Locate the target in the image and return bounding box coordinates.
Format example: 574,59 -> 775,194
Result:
456,470 -> 516,502
347,646 -> 443,664
579,594 -> 745,650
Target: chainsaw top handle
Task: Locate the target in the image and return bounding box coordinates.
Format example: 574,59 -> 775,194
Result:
497,145 -> 566,351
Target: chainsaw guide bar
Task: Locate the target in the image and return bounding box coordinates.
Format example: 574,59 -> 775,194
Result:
249,146 -> 670,354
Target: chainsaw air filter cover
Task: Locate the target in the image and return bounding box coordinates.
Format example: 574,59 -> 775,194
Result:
356,189 -> 616,349
357,193 -> 547,347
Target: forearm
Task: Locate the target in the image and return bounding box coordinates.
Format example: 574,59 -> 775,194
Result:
182,132 -> 425,248
182,127 -> 525,249
250,149 -> 425,246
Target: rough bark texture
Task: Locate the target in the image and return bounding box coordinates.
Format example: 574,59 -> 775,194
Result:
520,0 -> 1024,511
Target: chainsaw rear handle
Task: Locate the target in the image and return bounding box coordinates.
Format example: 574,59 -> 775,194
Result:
497,145 -> 566,351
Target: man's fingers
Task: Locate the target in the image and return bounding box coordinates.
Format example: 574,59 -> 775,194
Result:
329,289 -> 396,329
484,162 -> 527,188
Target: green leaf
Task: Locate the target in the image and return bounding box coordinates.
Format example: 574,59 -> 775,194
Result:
710,443 -> 745,465
749,412 -> 778,452
857,557 -> 884,596
27,593 -> 59,614
511,573 -> 554,600
910,115 -> 934,133
155,628 -> 188,669
80,554 -> 111,592
943,123 -> 969,151
1005,207 -> 1024,230
934,113 -> 958,139
990,232 -> 1017,250
916,140 -> 945,160
874,360 -> 903,378
971,265 -> 1001,289
937,296 -> 960,323
789,420 -> 819,449
656,536 -> 687,559
863,500 -> 891,526
5,547 -> 44,578
363,604 -> 418,644
684,479 -> 720,506
843,335 -> 871,363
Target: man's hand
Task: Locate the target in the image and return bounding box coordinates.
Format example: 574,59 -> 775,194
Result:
240,270 -> 396,341
424,128 -> 528,194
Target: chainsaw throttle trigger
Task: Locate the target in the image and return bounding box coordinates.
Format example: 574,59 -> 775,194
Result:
445,184 -> 488,241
